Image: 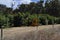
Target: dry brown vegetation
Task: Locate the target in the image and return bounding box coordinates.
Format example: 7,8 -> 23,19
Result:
0,24 -> 60,40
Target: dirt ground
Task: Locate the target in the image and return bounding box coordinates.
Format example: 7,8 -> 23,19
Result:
0,24 -> 60,40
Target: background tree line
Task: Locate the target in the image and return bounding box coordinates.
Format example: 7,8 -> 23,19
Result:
0,0 -> 60,28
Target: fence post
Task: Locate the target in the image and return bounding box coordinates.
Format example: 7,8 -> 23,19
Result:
1,26 -> 4,40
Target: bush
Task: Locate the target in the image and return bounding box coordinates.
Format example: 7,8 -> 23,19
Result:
0,13 -> 10,28
38,14 -> 56,25
28,14 -> 39,26
0,12 -> 59,28
8,14 -> 14,27
56,18 -> 60,24
13,12 -> 30,26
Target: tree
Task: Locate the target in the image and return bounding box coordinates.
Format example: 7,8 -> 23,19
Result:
0,4 -> 6,12
18,0 -> 44,14
45,0 -> 60,17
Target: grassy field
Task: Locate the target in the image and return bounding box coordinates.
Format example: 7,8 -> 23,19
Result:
0,24 -> 60,40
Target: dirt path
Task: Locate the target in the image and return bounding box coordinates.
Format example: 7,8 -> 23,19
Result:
0,24 -> 60,40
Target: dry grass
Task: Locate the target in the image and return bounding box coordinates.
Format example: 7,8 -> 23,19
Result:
0,24 -> 60,40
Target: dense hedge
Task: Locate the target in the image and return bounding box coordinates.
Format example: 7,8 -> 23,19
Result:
0,12 -> 60,28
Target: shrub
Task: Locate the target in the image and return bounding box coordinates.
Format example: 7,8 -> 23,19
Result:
0,13 -> 10,28
28,14 -> 39,26
0,12 -> 59,28
56,18 -> 60,24
38,14 -> 56,25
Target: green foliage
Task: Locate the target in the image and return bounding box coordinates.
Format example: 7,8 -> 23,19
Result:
38,14 -> 57,25
0,12 -> 60,28
28,14 -> 39,26
0,13 -> 10,28
56,18 -> 60,24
